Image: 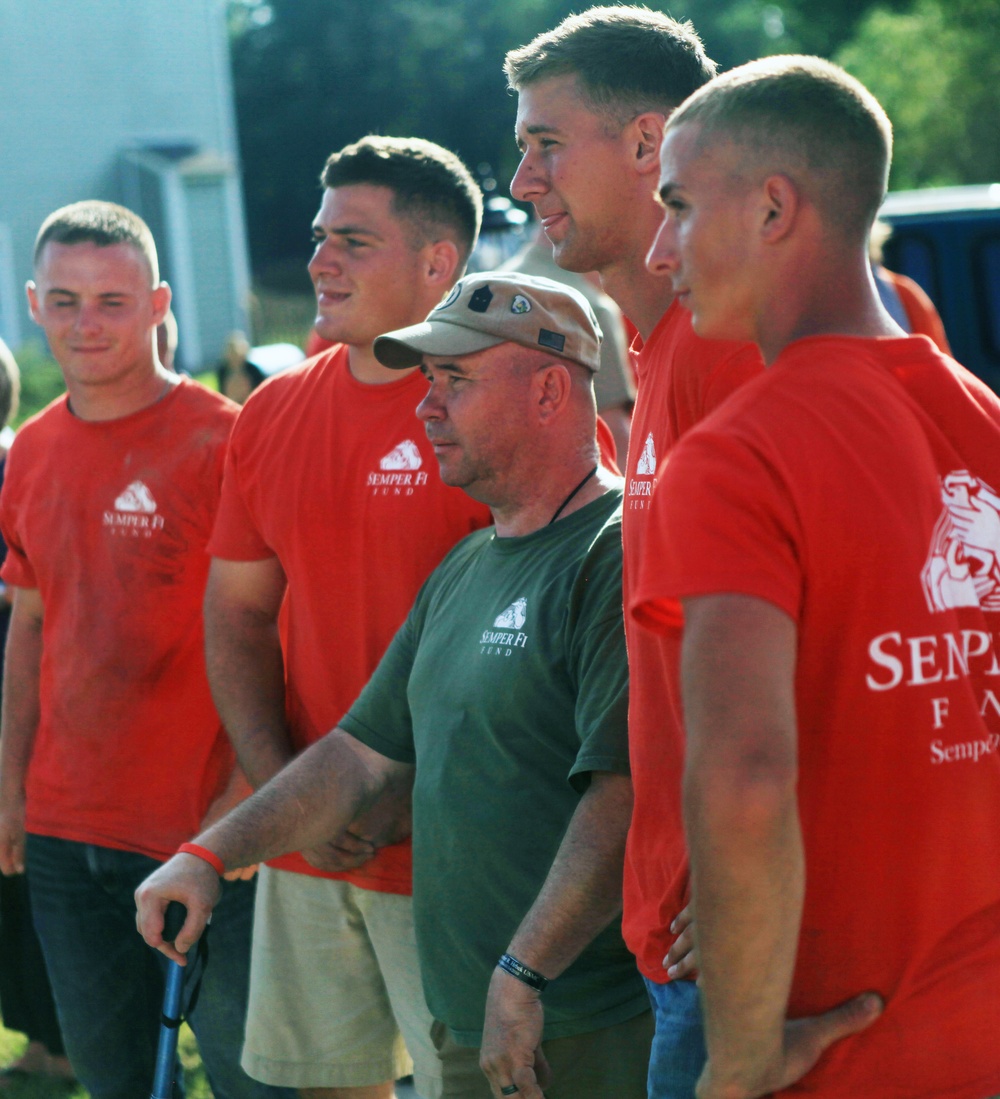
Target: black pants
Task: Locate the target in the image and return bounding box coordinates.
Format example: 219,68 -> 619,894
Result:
0,870 -> 65,1054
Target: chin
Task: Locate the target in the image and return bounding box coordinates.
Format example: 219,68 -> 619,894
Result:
550,236 -> 593,275
691,312 -> 744,344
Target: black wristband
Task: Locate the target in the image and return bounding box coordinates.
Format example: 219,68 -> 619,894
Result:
497,952 -> 549,992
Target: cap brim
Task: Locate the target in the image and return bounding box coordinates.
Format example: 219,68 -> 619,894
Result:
373,320 -> 505,369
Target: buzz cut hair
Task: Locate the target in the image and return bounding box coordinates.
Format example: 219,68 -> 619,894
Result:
34,200 -> 160,284
504,4 -> 717,127
668,55 -> 893,239
321,136 -> 483,264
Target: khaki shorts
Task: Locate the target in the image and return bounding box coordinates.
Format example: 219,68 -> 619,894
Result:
241,866 -> 441,1096
431,1008 -> 654,1099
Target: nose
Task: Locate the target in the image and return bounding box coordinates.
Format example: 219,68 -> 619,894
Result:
510,149 -> 546,205
308,237 -> 342,280
73,301 -> 102,335
645,213 -> 680,278
416,380 -> 444,423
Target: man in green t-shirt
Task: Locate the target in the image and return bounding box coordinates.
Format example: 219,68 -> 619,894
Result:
136,274 -> 652,1099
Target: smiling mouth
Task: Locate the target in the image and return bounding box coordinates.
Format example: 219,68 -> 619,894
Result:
540,212 -> 568,233
316,290 -> 350,306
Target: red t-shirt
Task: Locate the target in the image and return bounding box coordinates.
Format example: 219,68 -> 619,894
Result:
632,335 -> 1000,1098
883,266 -> 952,355
621,302 -> 763,979
208,345 -> 492,893
0,379 -> 238,860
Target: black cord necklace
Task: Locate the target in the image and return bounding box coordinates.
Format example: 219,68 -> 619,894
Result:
549,465 -> 599,525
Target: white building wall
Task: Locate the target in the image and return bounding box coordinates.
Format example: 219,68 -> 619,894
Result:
0,0 -> 249,364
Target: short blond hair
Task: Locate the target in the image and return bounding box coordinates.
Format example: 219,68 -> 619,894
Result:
505,5 -> 716,128
669,55 -> 892,239
34,200 -> 160,285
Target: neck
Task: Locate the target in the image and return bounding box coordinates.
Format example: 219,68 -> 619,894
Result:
757,249 -> 905,365
598,260 -> 675,341
490,456 -> 615,538
67,363 -> 177,422
347,342 -> 418,385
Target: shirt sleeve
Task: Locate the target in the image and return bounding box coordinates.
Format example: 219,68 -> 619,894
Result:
339,599 -> 423,765
0,446 -> 37,589
566,514 -> 631,789
631,428 -> 804,634
205,407 -> 275,561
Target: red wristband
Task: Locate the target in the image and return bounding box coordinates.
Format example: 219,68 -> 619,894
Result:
177,842 -> 225,877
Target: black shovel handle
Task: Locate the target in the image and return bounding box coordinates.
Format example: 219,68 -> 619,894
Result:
150,901 -> 187,1099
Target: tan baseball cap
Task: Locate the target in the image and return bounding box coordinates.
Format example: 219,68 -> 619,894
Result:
373,272 -> 603,373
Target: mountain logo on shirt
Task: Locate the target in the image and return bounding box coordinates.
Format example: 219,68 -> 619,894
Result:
368,439 -> 430,496
494,597 -> 527,630
480,597 -> 529,656
636,432 -> 657,476
103,480 -> 165,537
114,480 -> 157,513
379,439 -> 423,471
921,470 -> 1000,613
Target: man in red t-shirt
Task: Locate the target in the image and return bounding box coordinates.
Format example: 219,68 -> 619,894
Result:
504,9 -> 763,1093
202,137 -> 492,1099
0,202 -> 284,1099
636,56 -> 1000,1098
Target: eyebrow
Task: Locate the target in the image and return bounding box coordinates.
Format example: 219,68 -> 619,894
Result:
421,360 -> 472,377
311,224 -> 383,241
46,288 -> 131,299
515,121 -> 562,148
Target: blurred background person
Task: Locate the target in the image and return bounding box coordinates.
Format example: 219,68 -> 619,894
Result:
870,219 -> 951,354
0,338 -> 73,1089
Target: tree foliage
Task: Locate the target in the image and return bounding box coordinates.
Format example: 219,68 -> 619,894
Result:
228,0 -> 999,278
837,0 -> 1000,189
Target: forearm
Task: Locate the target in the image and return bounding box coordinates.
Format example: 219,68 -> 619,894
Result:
0,600 -> 43,802
685,760 -> 803,1098
680,593 -> 803,1099
506,771 -> 632,977
191,729 -> 393,872
205,585 -> 293,788
0,591 -> 44,875
198,763 -> 253,831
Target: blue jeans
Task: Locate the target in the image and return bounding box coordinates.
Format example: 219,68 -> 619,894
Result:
644,977 -> 706,1099
26,834 -> 293,1099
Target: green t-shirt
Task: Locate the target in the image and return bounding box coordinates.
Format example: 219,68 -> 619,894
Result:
341,487 -> 647,1045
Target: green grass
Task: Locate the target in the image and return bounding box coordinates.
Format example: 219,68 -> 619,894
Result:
0,1019 -> 211,1098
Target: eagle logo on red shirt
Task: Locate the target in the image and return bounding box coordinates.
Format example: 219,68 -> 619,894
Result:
921,471 -> 1000,613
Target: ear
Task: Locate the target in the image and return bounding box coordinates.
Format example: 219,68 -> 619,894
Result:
534,361 -> 572,425
151,282 -> 172,326
629,111 -> 667,176
423,239 -> 460,289
757,174 -> 800,244
25,281 -> 41,324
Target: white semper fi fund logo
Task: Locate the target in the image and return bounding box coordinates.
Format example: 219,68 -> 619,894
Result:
865,470 -> 1000,763
628,432 -> 657,511
480,597 -> 529,657
103,480 -> 165,538
368,439 -> 430,497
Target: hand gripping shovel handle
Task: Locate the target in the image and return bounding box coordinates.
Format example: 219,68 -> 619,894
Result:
150,901 -> 187,1099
